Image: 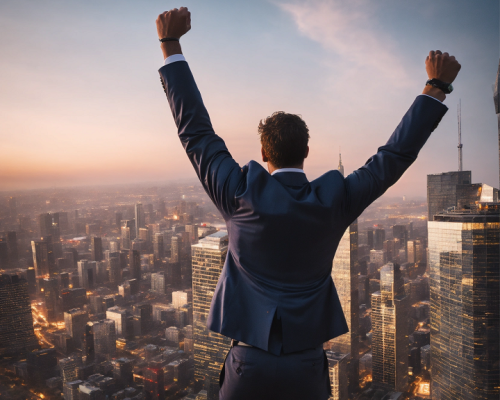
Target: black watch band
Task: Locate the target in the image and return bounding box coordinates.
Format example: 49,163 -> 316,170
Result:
159,37 -> 179,43
426,79 -> 453,94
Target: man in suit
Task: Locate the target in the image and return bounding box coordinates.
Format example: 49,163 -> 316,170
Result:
155,7 -> 460,400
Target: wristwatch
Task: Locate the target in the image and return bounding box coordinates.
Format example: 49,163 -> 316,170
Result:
426,79 -> 453,94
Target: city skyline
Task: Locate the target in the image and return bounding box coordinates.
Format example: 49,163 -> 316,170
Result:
0,0 -> 498,195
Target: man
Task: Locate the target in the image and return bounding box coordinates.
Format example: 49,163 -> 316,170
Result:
155,7 -> 460,400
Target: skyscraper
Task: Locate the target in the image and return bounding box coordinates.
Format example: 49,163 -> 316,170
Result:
59,355 -> 83,383
39,213 -> 53,238
427,171 -> 471,220
337,150 -> 344,177
153,232 -> 164,260
64,308 -> 89,348
90,236 -> 103,262
129,249 -> 141,281
151,271 -> 166,294
371,263 -> 409,392
144,365 -> 165,400
42,277 -> 59,322
327,221 -> 359,394
0,274 -> 38,356
326,351 -> 349,400
135,203 -> 145,238
78,260 -> 97,289
429,204 -> 499,399
32,239 -> 56,277
91,319 -> 117,359
191,231 -> 231,400
121,220 -> 135,249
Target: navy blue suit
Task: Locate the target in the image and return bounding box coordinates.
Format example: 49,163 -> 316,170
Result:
159,59 -> 447,396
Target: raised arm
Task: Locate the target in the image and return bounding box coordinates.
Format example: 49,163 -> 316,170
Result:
342,50 -> 461,224
156,8 -> 244,219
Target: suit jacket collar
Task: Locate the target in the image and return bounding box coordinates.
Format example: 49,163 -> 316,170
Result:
272,171 -> 309,187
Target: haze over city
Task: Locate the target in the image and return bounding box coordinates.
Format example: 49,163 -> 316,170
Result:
0,0 -> 498,195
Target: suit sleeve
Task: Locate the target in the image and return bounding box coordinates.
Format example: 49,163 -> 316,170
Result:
159,61 -> 244,219
342,95 -> 448,224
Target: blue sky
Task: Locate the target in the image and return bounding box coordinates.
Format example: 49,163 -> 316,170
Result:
0,0 -> 498,196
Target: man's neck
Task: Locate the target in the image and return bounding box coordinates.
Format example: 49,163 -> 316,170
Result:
268,163 -> 304,175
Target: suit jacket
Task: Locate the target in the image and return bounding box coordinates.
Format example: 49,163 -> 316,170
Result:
159,60 -> 448,354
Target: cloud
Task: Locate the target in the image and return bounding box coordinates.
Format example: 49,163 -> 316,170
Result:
276,0 -> 417,107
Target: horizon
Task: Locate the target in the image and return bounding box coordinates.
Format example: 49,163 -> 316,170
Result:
1,0 -> 498,195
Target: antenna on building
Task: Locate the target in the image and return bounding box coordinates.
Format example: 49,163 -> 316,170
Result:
457,99 -> 463,171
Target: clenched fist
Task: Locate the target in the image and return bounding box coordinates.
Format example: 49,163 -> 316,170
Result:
425,50 -> 461,83
156,7 -> 191,40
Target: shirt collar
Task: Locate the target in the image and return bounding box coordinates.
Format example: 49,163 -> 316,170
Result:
271,168 -> 305,176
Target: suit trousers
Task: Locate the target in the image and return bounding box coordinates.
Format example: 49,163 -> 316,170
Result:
219,344 -> 331,400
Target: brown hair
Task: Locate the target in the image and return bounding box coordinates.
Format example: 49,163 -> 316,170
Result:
258,112 -> 310,169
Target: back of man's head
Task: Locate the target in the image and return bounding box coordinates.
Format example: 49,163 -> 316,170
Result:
258,112 -> 310,169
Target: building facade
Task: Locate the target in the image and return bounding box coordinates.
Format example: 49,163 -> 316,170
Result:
371,263 -> 409,392
429,205 -> 499,399
191,231 -> 231,400
0,274 -> 38,356
327,221 -> 359,395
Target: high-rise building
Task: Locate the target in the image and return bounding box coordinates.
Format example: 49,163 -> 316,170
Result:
192,231 -> 231,400
337,150 -> 344,177
63,380 -> 84,400
113,357 -> 134,386
133,302 -> 152,334
32,239 -> 56,276
60,287 -> 87,312
494,59 -> 499,188
39,213 -> 53,238
144,365 -> 165,400
429,204 -> 499,399
374,227 -> 385,250
78,260 -> 97,289
107,257 -> 121,285
42,277 -> 59,322
151,271 -> 166,294
154,232 -> 164,260
326,351 -> 349,400
427,171 -> 471,220
106,307 -> 128,336
91,319 -> 117,359
185,224 -> 199,245
59,355 -> 83,383
90,237 -> 103,262
26,348 -> 58,384
371,263 -> 409,392
129,249 -> 141,281
64,308 -> 89,348
121,220 -> 135,249
0,274 -> 38,356
135,203 -> 145,238
327,221 -> 359,394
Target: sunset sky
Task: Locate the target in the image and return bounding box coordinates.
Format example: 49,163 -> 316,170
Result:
0,0 -> 498,196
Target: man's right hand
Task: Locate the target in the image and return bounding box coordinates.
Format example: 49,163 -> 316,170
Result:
156,7 -> 191,40
156,7 -> 191,60
422,50 -> 461,101
425,50 -> 461,83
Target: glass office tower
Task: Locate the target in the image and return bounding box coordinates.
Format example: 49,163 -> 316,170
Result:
192,231 -> 231,400
427,171 -> 472,220
429,204 -> 499,399
328,221 -> 359,396
371,263 -> 409,392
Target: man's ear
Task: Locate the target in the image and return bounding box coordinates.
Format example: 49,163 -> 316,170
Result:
261,146 -> 269,163
304,146 -> 309,159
